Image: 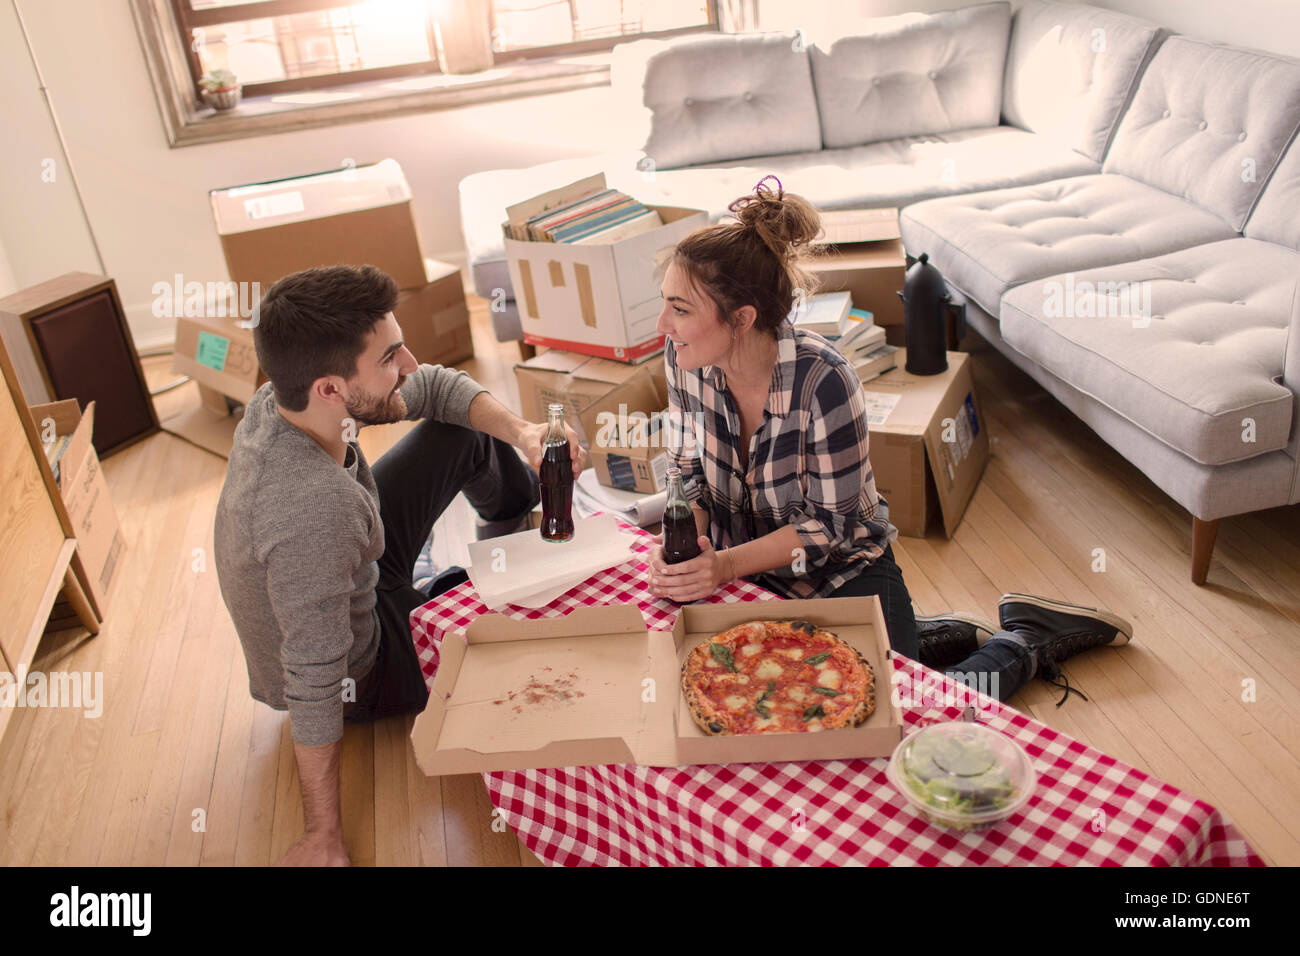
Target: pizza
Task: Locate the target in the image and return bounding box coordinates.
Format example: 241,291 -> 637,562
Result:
681,620 -> 875,735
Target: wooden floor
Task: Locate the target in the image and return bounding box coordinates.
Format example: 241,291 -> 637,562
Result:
2,299 -> 1297,866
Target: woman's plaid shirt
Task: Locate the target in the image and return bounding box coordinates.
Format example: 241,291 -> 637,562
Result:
665,323 -> 897,599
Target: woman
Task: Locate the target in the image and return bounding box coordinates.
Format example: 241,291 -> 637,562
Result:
646,177 -> 1132,704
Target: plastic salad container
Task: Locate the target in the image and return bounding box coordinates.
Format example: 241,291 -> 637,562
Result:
886,721 -> 1037,831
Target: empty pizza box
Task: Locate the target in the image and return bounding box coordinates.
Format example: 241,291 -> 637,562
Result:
410,596 -> 903,775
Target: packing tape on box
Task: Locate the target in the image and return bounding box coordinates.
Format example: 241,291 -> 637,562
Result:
518,259 -> 538,317
575,263 -> 596,328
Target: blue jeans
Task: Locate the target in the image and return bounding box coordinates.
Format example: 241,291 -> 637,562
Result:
825,546 -> 1033,702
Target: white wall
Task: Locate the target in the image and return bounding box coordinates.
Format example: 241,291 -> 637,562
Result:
2,0 -> 1297,350
0,0 -> 103,299
1094,0 -> 1300,58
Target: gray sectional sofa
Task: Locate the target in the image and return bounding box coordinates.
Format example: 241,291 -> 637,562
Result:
458,0 -> 1300,583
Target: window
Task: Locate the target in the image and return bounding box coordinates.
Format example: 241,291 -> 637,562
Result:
172,0 -> 716,97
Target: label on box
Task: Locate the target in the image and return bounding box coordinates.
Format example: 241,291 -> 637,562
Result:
243,191 -> 306,220
860,391 -> 902,425
604,454 -> 637,491
195,331 -> 230,371
650,452 -> 669,491
964,393 -> 980,437
952,404 -> 974,461
603,452 -> 670,493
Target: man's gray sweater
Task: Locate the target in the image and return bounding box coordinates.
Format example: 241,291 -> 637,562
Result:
213,365 -> 486,747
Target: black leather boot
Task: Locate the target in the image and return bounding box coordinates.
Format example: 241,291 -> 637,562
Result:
997,593 -> 1133,705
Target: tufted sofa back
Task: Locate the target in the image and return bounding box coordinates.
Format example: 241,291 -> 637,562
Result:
609,31 -> 821,171
807,2 -> 1010,149
1244,132 -> 1300,251
1103,37 -> 1300,231
1241,133 -> 1300,470
1001,0 -> 1165,164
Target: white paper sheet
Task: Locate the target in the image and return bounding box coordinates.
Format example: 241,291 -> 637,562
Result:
504,568 -> 598,609
466,513 -> 633,611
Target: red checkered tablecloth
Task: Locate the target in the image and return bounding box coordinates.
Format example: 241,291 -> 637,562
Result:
410,521 -> 1264,867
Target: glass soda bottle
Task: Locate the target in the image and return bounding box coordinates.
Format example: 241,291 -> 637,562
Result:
539,403 -> 575,543
661,466 -> 702,564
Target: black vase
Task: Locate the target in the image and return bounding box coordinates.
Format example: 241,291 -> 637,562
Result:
898,253 -> 961,376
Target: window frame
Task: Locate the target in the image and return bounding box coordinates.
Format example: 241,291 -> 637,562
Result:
167,0 -> 718,97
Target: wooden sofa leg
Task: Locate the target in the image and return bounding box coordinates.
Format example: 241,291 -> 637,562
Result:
1191,517 -> 1220,586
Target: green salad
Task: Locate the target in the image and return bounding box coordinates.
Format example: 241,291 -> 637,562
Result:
899,731 -> 1019,827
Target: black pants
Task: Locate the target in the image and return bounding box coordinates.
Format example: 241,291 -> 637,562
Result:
825,546 -> 1033,702
344,418 -> 539,724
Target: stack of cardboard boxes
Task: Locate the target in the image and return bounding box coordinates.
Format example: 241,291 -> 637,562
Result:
164,160 -> 473,457
504,175 -> 704,503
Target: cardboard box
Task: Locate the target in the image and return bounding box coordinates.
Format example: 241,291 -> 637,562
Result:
394,259 -> 473,367
30,399 -> 126,617
163,312 -> 262,459
171,312 -> 265,406
863,349 -> 989,538
410,596 -> 901,775
587,370 -> 671,495
504,187 -> 706,362
804,210 -> 905,326
210,159 -> 427,290
514,349 -> 666,441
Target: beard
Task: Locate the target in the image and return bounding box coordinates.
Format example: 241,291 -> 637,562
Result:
344,379 -> 407,427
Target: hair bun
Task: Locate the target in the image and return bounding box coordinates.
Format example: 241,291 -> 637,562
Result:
728,175 -> 820,259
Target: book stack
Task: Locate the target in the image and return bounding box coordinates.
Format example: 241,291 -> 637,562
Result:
791,292 -> 898,383
504,180 -> 664,245
848,343 -> 899,383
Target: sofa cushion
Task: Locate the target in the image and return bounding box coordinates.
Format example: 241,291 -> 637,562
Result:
1244,132 -> 1300,250
808,2 -> 1010,148
999,239 -> 1297,465
900,173 -> 1238,316
1002,0 -> 1165,163
609,32 -> 821,170
636,126 -> 1099,214
459,129 -> 1098,301
1102,37 -> 1300,230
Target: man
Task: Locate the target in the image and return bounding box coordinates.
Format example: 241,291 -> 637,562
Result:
213,264 -> 585,866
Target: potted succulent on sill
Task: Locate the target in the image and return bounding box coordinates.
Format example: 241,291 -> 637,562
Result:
199,70 -> 242,111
